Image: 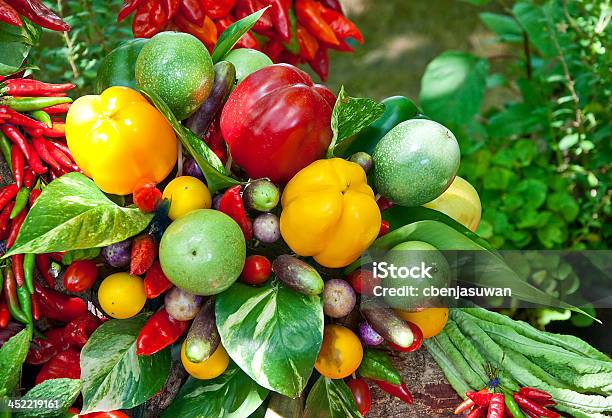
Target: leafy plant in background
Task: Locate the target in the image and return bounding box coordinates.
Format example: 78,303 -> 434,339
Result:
29,0 -> 131,94
419,0 -> 610,251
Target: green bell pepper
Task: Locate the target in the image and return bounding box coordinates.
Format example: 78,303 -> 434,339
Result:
357,348 -> 402,385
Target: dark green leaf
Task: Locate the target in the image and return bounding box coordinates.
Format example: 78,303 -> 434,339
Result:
303,377 -> 361,418
547,192 -> 579,222
459,0 -> 490,4
16,379 -> 81,418
216,281 -> 324,397
512,2 -> 556,57
516,179 -> 548,209
0,19 -> 41,76
140,87 -> 241,194
483,167 -> 517,190
0,328 -> 32,395
80,315 -> 170,413
479,13 -> 523,42
62,247 -> 101,265
419,51 -> 488,127
328,86 -> 385,157
212,7 -> 270,63
487,104 -> 543,138
163,363 -> 268,418
4,173 -> 153,257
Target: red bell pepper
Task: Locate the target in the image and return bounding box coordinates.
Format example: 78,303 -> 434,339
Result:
144,261 -> 173,299
34,283 -> 88,322
218,186 -> 253,240
220,64 -> 334,183
63,312 -> 101,348
136,308 -> 188,356
35,348 -> 81,384
26,327 -> 67,365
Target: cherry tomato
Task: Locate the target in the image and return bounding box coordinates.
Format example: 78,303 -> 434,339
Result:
240,255 -> 272,285
346,269 -> 380,295
63,260 -> 98,293
80,411 -> 130,418
98,273 -> 146,319
387,322 -> 424,352
395,307 -> 448,339
133,182 -> 162,213
315,324 -> 363,379
378,220 -> 390,237
347,378 -> 372,416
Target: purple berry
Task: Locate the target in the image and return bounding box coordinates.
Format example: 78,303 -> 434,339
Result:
183,157 -> 204,181
359,322 -> 384,346
102,239 -> 131,267
253,213 -> 280,243
323,279 -> 356,318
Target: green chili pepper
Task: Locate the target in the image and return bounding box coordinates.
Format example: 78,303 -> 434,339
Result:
357,348 -> 402,385
0,133 -> 12,173
16,285 -> 32,324
23,253 -> 35,295
9,187 -> 29,219
29,110 -> 52,128
1,96 -> 73,112
337,96 -> 420,157
505,392 -> 526,418
3,268 -> 29,324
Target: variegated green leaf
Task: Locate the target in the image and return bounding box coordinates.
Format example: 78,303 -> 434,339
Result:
303,377 -> 361,418
215,281 -> 324,397
4,173 -> 153,257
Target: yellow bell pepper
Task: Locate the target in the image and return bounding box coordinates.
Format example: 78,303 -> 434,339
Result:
280,158 -> 381,268
66,86 -> 177,195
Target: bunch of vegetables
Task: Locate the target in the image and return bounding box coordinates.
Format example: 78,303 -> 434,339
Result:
0,0 -> 69,31
116,0 -> 363,80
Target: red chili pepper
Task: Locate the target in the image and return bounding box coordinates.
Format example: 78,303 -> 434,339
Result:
202,0 -> 235,19
454,389 -> 489,414
263,37 -> 284,62
0,0 -> 22,26
0,298 -> 9,328
31,290 -> 40,320
467,391 -> 494,407
319,6 -> 363,44
130,234 -> 157,275
35,348 -> 81,384
11,254 -> 24,287
264,0 -> 291,42
23,167 -> 35,189
215,16 -> 259,49
295,0 -> 339,46
118,0 -> 146,21
35,254 -> 55,288
8,147 -> 23,190
63,312 -> 101,348
0,79 -> 75,96
4,0 -> 70,31
371,380 -> 413,404
178,0 -> 205,25
26,327 -> 67,365
297,24 -> 319,61
3,267 -> 29,323
0,183 -> 19,212
42,102 -> 71,115
201,117 -> 227,163
218,185 -> 253,240
34,283 -> 88,322
235,0 -> 273,31
308,46 -> 330,81
136,307 -> 188,356
487,393 -> 505,418
0,106 -> 47,130
6,209 -> 26,248
133,0 -> 168,38
519,387 -> 553,403
32,136 -> 61,171
81,411 -> 130,418
318,0 -> 342,12
28,187 -> 40,206
467,405 -> 487,418
513,393 -> 559,418
144,261 -> 172,299
174,13 -> 217,49
44,138 -> 76,171
0,124 -> 30,159
48,251 -> 64,262
0,201 -> 15,239
377,196 -> 394,211
41,122 -> 66,138
25,141 -> 47,174
378,220 -> 390,237
162,0 -> 180,17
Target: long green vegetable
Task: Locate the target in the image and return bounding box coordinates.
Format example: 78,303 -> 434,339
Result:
431,331 -> 487,389
423,338 -> 471,399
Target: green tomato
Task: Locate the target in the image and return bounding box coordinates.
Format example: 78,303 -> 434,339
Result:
159,209 -> 246,295
225,48 -> 273,84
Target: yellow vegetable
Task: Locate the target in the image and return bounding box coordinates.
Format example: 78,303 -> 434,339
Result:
423,176 -> 481,232
66,86 -> 177,195
395,307 -> 449,339
162,176 -> 212,220
280,158 -> 381,268
181,341 -> 229,379
98,273 -> 146,319
315,324 -> 363,379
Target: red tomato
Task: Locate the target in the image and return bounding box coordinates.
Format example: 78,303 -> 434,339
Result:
346,269 -> 380,295
347,378 -> 372,416
80,411 -> 130,418
378,220 -> 390,237
387,322 -> 424,352
240,255 -> 272,285
64,260 -> 98,293
133,182 -> 162,213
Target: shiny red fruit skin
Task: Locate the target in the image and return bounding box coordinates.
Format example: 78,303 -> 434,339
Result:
220,64 -> 334,183
241,255 -> 272,285
64,260 -> 98,293
347,378 -> 372,416
133,182 -> 162,213
387,322 -> 424,352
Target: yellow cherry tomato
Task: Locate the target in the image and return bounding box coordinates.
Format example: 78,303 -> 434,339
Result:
315,324 -> 363,379
162,176 -> 212,220
98,272 -> 146,319
66,86 -> 177,195
280,158 -> 381,268
395,307 -> 449,339
181,341 -> 229,380
424,176 -> 481,231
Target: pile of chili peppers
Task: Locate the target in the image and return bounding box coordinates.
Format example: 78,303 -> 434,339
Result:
0,0 -> 70,31
454,387 -> 560,418
0,75 -> 91,382
117,0 -> 363,80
